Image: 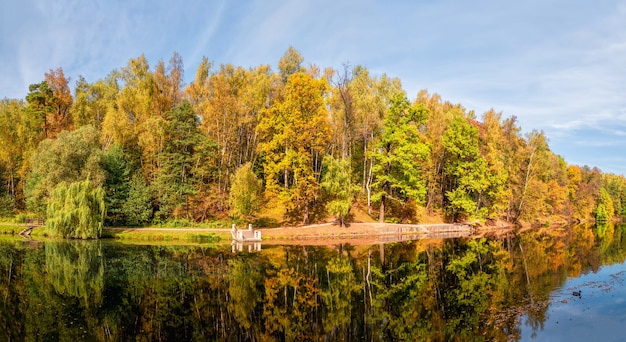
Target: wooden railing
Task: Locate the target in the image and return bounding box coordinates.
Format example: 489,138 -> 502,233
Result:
25,218 -> 45,227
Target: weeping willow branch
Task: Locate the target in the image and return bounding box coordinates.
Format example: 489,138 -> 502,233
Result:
46,178 -> 106,239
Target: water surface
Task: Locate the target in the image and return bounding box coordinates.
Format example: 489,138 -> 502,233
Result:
0,223 -> 624,341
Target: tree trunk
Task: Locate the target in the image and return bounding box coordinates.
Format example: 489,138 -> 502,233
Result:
379,194 -> 385,223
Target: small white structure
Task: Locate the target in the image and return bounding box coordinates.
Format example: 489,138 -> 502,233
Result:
231,224 -> 262,242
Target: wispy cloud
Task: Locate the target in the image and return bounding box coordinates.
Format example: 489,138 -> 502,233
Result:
2,0 -> 626,174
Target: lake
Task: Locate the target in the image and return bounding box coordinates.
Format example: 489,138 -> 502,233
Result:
0,222 -> 624,341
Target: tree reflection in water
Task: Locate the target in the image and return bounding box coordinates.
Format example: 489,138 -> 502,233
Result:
0,223 -> 624,341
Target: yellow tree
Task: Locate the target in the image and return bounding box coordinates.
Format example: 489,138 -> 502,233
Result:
71,74 -> 119,130
257,72 -> 331,224
414,90 -> 461,213
513,130 -> 567,221
185,59 -> 272,212
0,99 -> 40,209
101,55 -> 154,154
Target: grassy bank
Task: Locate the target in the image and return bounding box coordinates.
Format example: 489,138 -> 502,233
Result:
102,227 -> 226,242
0,223 -> 227,243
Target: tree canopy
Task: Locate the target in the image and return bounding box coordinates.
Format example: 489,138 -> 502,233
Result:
0,49 -> 623,228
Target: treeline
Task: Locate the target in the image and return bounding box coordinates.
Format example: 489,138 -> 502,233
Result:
0,47 -> 624,228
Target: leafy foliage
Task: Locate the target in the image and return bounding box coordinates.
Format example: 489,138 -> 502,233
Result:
26,125 -> 104,213
229,162 -> 262,221
46,178 -> 106,239
321,155 -> 358,226
122,175 -> 153,226
1,49 -> 625,229
370,93 -> 429,223
442,115 -> 489,221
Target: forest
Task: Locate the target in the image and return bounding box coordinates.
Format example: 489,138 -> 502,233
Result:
0,47 -> 625,237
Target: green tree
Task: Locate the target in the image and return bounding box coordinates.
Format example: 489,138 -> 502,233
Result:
442,115 -> 489,221
595,188 -> 614,222
46,178 -> 106,239
153,101 -> 208,220
101,144 -> 130,225
229,162 -> 262,222
321,155 -> 357,227
370,93 -> 429,223
26,125 -> 104,213
25,81 -> 55,139
123,174 -> 153,226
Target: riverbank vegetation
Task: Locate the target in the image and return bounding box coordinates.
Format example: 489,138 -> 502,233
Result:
1,48 -> 625,238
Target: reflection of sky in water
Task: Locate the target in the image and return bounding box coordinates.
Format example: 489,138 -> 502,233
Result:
520,262 -> 626,341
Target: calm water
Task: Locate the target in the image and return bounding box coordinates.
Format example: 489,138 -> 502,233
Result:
0,223 -> 625,341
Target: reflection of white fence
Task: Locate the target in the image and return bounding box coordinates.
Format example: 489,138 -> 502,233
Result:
231,224 -> 262,242
232,241 -> 262,253
380,223 -> 472,235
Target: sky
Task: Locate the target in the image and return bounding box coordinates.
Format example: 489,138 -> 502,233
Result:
2,0 -> 626,174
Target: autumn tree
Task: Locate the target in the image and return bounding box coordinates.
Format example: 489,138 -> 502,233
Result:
185,59 -> 271,212
44,68 -> 74,136
370,93 -> 429,223
478,110 -> 510,218
257,72 -> 331,224
601,173 -> 626,217
229,162 -> 262,222
414,90 -> 460,214
71,73 -> 119,130
0,99 -> 40,209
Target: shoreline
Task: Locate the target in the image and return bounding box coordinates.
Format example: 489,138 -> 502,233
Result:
5,218 -> 595,244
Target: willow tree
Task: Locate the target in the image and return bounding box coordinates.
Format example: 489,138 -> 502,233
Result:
26,125 -> 104,213
46,178 -> 106,239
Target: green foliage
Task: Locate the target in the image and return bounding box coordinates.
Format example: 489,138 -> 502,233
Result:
370,93 -> 429,222
153,101 -> 208,220
321,155 -> 358,226
0,194 -> 15,217
26,125 -> 104,213
229,162 -> 262,221
442,115 -> 489,221
44,241 -> 104,307
595,188 -> 615,222
123,175 -> 153,226
101,144 -> 131,225
3,52 -> 626,227
46,178 -> 106,239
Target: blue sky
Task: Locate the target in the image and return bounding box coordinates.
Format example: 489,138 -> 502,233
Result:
2,0 -> 626,174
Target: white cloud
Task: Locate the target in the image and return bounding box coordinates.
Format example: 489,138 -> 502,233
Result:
2,0 -> 626,173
